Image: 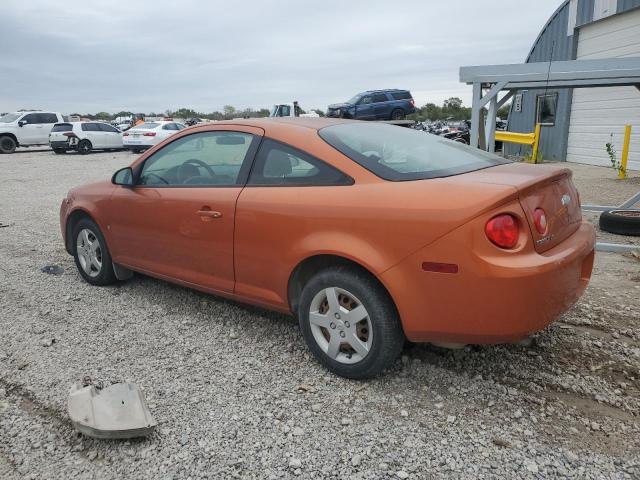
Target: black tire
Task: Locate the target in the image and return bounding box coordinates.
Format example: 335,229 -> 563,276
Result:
132,148 -> 142,154
53,148 -> 67,154
77,139 -> 92,155
599,210 -> 640,236
72,217 -> 117,286
390,109 -> 405,120
0,136 -> 17,154
298,266 -> 405,379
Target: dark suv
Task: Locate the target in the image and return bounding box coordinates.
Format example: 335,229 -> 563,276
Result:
327,89 -> 416,120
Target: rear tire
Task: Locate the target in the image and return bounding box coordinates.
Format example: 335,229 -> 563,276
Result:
390,109 -> 405,120
72,217 -> 117,286
599,210 -> 640,236
298,266 -> 405,379
53,148 -> 67,154
0,136 -> 17,154
131,148 -> 142,154
77,139 -> 92,155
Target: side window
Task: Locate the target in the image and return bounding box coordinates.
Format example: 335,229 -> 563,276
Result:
81,123 -> 100,132
138,131 -> 256,187
536,93 -> 558,126
21,113 -> 40,124
248,139 -> 353,186
372,93 -> 389,103
175,123 -> 187,130
358,96 -> 372,105
391,92 -> 411,100
162,123 -> 175,130
40,113 -> 58,123
99,123 -> 119,133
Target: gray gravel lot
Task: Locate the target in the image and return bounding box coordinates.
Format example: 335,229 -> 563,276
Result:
1,148 -> 639,479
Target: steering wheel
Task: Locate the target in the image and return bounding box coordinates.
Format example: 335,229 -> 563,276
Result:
177,158 -> 216,184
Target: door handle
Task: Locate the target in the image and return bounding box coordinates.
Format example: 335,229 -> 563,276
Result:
197,209 -> 222,219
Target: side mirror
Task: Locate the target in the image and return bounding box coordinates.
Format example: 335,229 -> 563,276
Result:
18,120 -> 26,127
112,167 -> 134,186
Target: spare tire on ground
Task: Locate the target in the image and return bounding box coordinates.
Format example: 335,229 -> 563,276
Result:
599,209 -> 640,236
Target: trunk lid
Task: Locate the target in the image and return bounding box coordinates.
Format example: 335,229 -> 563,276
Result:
462,163 -> 582,253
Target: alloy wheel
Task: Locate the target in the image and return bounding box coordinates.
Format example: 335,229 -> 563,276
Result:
76,228 -> 102,277
308,287 -> 373,364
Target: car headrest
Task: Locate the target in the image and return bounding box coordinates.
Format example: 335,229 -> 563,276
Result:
263,150 -> 292,177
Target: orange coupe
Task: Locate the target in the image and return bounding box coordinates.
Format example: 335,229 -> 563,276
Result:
60,118 -> 595,378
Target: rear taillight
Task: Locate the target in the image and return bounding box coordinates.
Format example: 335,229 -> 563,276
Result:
485,214 -> 519,249
410,98 -> 415,107
143,132 -> 156,137
533,208 -> 547,234
63,132 -> 77,138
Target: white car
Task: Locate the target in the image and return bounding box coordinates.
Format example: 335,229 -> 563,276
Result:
122,121 -> 186,153
49,122 -> 124,154
0,111 -> 64,154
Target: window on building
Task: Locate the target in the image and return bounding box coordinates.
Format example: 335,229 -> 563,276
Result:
536,93 -> 557,126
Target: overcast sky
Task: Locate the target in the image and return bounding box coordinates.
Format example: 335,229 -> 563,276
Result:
1,0 -> 563,114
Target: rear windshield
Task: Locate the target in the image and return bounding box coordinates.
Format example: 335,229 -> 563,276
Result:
319,123 -> 509,181
52,123 -> 73,132
132,122 -> 159,130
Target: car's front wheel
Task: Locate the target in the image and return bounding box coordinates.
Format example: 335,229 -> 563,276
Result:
72,218 -> 117,285
298,267 -> 405,379
0,136 -> 17,154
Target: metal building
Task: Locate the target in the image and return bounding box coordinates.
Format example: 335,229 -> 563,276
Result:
506,0 -> 640,170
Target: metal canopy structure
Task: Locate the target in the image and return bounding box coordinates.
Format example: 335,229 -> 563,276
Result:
459,57 -> 640,152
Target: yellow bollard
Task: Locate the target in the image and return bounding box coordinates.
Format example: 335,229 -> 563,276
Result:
619,124 -> 632,179
531,123 -> 541,164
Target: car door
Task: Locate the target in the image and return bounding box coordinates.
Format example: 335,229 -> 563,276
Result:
107,126 -> 263,293
99,123 -> 122,148
354,95 -> 374,120
18,113 -> 45,144
372,93 -> 391,119
81,123 -> 105,148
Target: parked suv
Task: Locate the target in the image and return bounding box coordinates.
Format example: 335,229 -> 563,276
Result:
49,122 -> 124,154
327,90 -> 415,120
0,111 -> 64,154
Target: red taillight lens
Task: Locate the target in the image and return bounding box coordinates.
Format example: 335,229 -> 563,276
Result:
410,98 -> 415,107
533,208 -> 547,234
143,132 -> 156,137
62,132 -> 76,137
485,214 -> 519,249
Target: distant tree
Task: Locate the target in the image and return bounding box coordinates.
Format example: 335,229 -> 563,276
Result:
443,97 -> 463,110
94,112 -> 111,120
313,109 -> 325,117
223,105 -> 236,118
114,111 -> 133,119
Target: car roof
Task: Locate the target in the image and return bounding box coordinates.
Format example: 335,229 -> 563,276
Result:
210,117 -> 354,132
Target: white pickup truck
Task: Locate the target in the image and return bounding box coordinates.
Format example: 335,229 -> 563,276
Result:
0,111 -> 64,154
269,101 -> 320,118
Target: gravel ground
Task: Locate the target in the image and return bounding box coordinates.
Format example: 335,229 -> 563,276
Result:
1,148 -> 639,479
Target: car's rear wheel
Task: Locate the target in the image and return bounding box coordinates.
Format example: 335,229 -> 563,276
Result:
0,136 -> 17,154
77,139 -> 92,155
132,148 -> 142,154
298,267 -> 404,379
53,148 -> 67,154
390,109 -> 405,120
72,218 -> 117,286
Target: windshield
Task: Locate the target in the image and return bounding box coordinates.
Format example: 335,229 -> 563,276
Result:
131,122 -> 159,130
0,113 -> 21,123
346,95 -> 361,105
319,123 -> 509,181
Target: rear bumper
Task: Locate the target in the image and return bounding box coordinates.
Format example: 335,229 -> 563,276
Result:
50,140 -> 72,149
123,143 -> 153,150
381,220 -> 596,344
